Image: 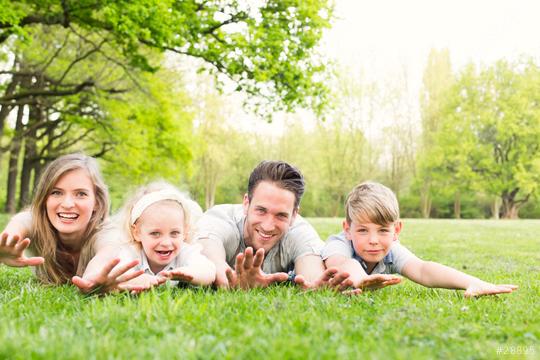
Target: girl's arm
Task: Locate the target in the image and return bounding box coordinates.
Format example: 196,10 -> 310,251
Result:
401,258 -> 517,297
161,247 -> 216,286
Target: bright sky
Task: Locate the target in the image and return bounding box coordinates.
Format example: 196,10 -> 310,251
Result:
196,0 -> 540,136
324,0 -> 540,82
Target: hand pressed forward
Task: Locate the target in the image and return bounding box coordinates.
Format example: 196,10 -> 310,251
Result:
0,232 -> 44,267
464,281 -> 518,298
159,267 -> 195,284
71,257 -> 149,295
293,268 -> 361,295
225,247 -> 289,289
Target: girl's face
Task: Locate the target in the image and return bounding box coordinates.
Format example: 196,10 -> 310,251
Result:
46,168 -> 97,247
132,201 -> 186,274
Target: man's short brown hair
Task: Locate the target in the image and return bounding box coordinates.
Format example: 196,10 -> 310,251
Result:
247,160 -> 305,209
345,182 -> 399,225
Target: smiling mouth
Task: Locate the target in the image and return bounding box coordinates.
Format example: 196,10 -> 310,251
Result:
58,213 -> 79,220
256,230 -> 275,241
155,250 -> 173,257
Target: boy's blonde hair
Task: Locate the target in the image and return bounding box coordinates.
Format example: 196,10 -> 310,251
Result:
30,153 -> 109,284
118,181 -> 202,245
345,182 -> 399,225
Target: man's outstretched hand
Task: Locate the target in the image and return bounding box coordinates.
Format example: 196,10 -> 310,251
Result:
225,247 -> 288,289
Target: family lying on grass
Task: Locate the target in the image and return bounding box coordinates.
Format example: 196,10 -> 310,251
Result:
0,154 -> 517,297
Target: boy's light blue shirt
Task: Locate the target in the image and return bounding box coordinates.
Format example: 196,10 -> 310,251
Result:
321,232 -> 416,275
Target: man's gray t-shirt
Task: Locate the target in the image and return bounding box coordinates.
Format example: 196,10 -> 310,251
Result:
193,204 -> 323,273
321,232 -> 416,275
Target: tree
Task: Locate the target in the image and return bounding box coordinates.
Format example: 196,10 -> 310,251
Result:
1,0 -> 333,115
417,48 -> 454,217
434,60 -> 540,219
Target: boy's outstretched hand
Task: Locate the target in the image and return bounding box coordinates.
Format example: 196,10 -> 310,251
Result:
358,274 -> 402,290
0,233 -> 44,267
294,268 -> 361,295
464,281 -> 518,298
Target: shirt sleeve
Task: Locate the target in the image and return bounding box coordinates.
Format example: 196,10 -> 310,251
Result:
191,206 -> 241,263
93,218 -> 130,252
321,232 -> 355,260
282,216 -> 324,262
179,243 -> 215,270
388,242 -> 417,274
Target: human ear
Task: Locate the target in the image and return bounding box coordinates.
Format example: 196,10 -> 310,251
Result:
393,221 -> 403,240
132,224 -> 142,242
343,220 -> 352,240
242,194 -> 250,216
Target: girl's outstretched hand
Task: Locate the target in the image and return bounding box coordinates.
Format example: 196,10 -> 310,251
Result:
159,267 -> 195,284
0,232 -> 44,267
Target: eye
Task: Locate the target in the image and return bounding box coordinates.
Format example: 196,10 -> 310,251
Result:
357,228 -> 368,233
76,191 -> 89,197
277,214 -> 289,220
171,231 -> 183,237
50,190 -> 62,196
149,231 -> 160,237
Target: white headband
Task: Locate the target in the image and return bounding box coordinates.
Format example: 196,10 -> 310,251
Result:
130,190 -> 187,225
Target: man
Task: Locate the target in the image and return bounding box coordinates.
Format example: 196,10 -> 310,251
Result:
194,160 -> 355,290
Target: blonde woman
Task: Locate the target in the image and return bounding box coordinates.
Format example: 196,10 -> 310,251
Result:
0,154 -> 143,292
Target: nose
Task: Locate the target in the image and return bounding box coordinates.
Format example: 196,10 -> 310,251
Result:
160,236 -> 173,247
61,195 -> 75,208
368,232 -> 379,245
260,215 -> 276,232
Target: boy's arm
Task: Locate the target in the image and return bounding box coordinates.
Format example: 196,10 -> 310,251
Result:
401,258 -> 517,297
325,255 -> 401,290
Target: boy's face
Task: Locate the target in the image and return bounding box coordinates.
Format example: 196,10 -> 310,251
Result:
343,217 -> 402,265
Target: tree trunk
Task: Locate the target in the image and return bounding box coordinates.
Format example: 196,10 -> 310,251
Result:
420,181 -> 432,218
501,197 -> 519,219
5,105 -> 25,213
491,197 -> 501,219
18,102 -> 41,209
453,190 -> 461,219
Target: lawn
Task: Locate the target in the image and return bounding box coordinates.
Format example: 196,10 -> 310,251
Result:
0,215 -> 539,359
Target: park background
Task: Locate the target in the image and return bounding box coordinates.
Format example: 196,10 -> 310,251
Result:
1,0 -> 540,219
0,1 -> 539,359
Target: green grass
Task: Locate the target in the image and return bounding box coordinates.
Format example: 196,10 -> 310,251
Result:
1,214 -> 539,359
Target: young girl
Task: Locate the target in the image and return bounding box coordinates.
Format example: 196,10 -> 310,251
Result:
109,182 -> 216,288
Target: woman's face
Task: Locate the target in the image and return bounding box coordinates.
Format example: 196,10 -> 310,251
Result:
46,168 -> 97,247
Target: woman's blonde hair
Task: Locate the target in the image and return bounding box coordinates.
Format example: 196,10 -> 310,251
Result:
117,181 -> 202,246
30,153 -> 109,284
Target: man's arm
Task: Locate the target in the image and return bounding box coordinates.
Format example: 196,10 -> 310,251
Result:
401,258 -> 517,297
294,254 -> 325,283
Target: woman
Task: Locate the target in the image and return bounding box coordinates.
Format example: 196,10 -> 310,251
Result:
0,153 -> 144,292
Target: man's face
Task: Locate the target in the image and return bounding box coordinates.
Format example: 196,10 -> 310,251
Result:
242,181 -> 297,253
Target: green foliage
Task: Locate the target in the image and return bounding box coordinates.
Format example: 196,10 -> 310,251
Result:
1,0 -> 333,115
431,59 -> 540,218
99,70 -> 194,209
0,215 -> 539,358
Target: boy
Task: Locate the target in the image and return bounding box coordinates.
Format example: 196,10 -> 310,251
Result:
322,182 -> 518,297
